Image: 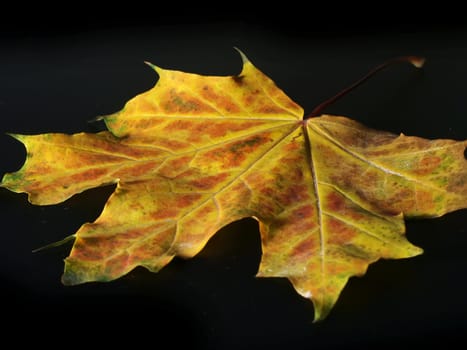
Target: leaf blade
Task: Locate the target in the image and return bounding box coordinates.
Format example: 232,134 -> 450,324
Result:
1,53 -> 465,322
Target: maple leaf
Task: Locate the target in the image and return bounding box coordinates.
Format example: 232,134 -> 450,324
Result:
1,51 -> 466,321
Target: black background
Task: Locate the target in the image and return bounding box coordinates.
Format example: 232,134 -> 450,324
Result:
1,7 -> 466,349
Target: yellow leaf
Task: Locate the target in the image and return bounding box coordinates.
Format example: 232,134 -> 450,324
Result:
1,51 -> 466,321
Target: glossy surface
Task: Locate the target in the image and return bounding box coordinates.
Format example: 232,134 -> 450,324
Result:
1,14 -> 466,348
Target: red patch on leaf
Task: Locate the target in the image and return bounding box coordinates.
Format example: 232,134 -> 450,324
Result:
158,155 -> 192,178
189,173 -> 229,190
284,141 -> 300,152
163,119 -> 196,132
196,203 -> 217,217
415,156 -> 442,175
176,193 -> 203,208
152,207 -> 178,220
258,105 -> 286,114
260,186 -> 275,197
326,192 -> 345,212
69,168 -> 108,182
129,226 -> 175,262
291,205 -> 317,231
326,218 -> 357,245
279,184 -> 309,206
105,252 -> 130,276
292,236 -> 317,257
120,161 -> 158,178
290,167 -> 304,182
200,85 -> 241,114
292,205 -> 315,220
205,134 -> 272,168
132,117 -> 164,130
72,237 -> 107,261
163,89 -> 209,114
415,190 -> 434,212
157,138 -> 192,151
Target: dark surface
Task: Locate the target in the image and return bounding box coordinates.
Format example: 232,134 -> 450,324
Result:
1,13 -> 466,349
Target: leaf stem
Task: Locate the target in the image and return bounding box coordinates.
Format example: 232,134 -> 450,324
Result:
32,234 -> 76,253
305,56 -> 425,119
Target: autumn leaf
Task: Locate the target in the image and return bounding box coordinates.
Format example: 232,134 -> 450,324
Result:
1,51 -> 466,321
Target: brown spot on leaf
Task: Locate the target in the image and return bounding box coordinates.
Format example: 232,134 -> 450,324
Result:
324,191 -> 365,220
284,141 -> 301,152
258,105 -> 286,114
447,172 -> 467,193
355,188 -> 402,216
387,188 -> 415,213
133,117 -> 164,130
129,226 -> 175,262
162,89 -> 209,114
157,138 -> 192,151
158,155 -> 192,178
69,168 -> 109,183
267,204 -> 316,237
163,120 -> 267,145
176,193 -> 203,208
414,156 -> 442,175
120,161 -> 158,178
105,252 -> 130,276
205,134 -> 272,168
255,199 -> 280,218
199,123 -> 228,139
213,121 -> 265,137
279,184 -> 309,206
290,205 -> 317,231
326,192 -> 345,212
196,203 -> 216,217
415,190 -> 435,212
152,207 -> 178,220
187,121 -> 264,142
260,186 -> 275,198
292,236 -> 317,257
164,119 -> 196,132
200,85 -> 241,114
72,237 -> 108,261
291,167 -> 304,182
244,94 -> 258,107
189,173 -> 229,190
326,218 -> 357,245
292,205 -> 315,220
325,263 -> 351,275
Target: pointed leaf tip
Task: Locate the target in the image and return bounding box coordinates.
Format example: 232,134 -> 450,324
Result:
5,133 -> 24,142
144,60 -> 161,72
312,298 -> 334,323
233,47 -> 250,64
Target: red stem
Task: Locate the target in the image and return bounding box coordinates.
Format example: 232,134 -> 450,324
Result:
304,56 -> 425,119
